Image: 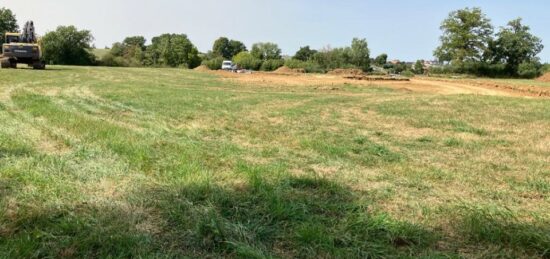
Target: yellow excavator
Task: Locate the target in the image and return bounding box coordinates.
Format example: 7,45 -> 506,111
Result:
1,21 -> 46,69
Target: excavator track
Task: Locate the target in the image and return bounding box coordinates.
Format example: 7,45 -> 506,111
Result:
0,58 -> 11,69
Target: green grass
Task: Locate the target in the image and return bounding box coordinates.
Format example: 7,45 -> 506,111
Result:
0,66 -> 549,258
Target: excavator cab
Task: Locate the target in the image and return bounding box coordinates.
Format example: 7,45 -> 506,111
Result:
5,33 -> 21,44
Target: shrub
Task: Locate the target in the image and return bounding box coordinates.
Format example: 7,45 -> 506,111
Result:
202,57 -> 224,70
517,62 -> 541,79
541,63 -> 550,73
429,62 -> 510,78
260,59 -> 284,71
233,52 -> 262,70
400,70 -> 415,78
284,59 -> 325,73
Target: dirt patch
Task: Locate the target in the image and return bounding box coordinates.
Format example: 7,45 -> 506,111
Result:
328,68 -> 364,76
344,75 -> 410,81
537,72 -> 550,82
210,70 -> 545,97
193,65 -> 211,72
274,66 -> 305,74
419,78 -> 550,97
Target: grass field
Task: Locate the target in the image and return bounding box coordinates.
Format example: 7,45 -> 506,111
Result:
0,66 -> 549,258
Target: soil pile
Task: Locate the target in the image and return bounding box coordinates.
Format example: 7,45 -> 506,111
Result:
328,69 -> 364,76
536,72 -> 550,82
274,66 -> 305,74
194,65 -> 211,72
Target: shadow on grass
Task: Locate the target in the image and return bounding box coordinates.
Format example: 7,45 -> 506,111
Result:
146,170 -> 436,258
1,165 -> 549,257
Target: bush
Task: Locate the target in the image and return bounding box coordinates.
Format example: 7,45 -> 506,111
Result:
284,59 -> 324,73
202,57 -> 224,70
542,63 -> 550,73
517,62 -> 541,79
429,62 -> 510,78
260,59 -> 285,71
400,70 -> 415,78
233,52 -> 262,70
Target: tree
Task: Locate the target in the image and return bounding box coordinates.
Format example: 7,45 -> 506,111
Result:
350,38 -> 370,71
146,33 -> 201,68
212,37 -> 247,59
374,54 -> 388,66
414,60 -> 425,74
251,42 -> 282,60
233,51 -> 262,70
212,37 -> 230,59
228,40 -> 247,58
41,25 -> 96,65
123,36 -> 146,50
293,46 -> 317,61
491,18 -> 544,75
0,8 -> 18,48
434,7 -> 494,64
313,46 -> 351,70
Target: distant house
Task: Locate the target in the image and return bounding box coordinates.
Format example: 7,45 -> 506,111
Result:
389,59 -> 401,65
423,60 -> 443,69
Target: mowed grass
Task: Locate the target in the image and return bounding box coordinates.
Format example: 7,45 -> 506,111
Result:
0,66 -> 549,258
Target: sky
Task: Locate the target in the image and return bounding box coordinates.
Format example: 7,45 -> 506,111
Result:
2,0 -> 549,62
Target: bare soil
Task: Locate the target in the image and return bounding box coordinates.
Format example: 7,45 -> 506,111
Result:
214,71 -> 548,97
327,68 -> 364,76
537,72 -> 550,82
193,65 -> 211,72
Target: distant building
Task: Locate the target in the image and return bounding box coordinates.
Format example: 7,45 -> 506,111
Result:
423,60 -> 442,69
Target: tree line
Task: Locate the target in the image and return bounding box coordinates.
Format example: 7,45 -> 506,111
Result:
433,7 -> 544,78
1,7 -> 546,78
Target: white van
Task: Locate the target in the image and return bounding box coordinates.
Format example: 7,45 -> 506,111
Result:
221,60 -> 234,70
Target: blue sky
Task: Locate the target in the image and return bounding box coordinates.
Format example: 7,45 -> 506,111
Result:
3,0 -> 549,62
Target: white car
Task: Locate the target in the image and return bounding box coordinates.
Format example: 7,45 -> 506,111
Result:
221,60 -> 233,70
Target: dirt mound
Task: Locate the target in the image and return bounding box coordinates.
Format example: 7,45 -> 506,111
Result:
194,65 -> 211,72
328,69 -> 364,76
536,72 -> 550,82
274,66 -> 305,74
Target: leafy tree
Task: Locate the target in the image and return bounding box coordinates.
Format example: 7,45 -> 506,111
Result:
293,46 -> 317,61
0,7 -> 18,48
212,37 -> 231,59
41,25 -> 96,65
123,36 -> 146,50
374,54 -> 388,66
233,51 -> 262,70
434,7 -> 494,64
350,38 -> 370,71
146,33 -> 201,68
251,42 -> 282,60
491,18 -> 543,75
313,46 -> 352,70
101,36 -> 147,67
414,60 -> 425,74
229,40 -> 247,58
109,42 -> 125,57
212,37 -> 247,59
